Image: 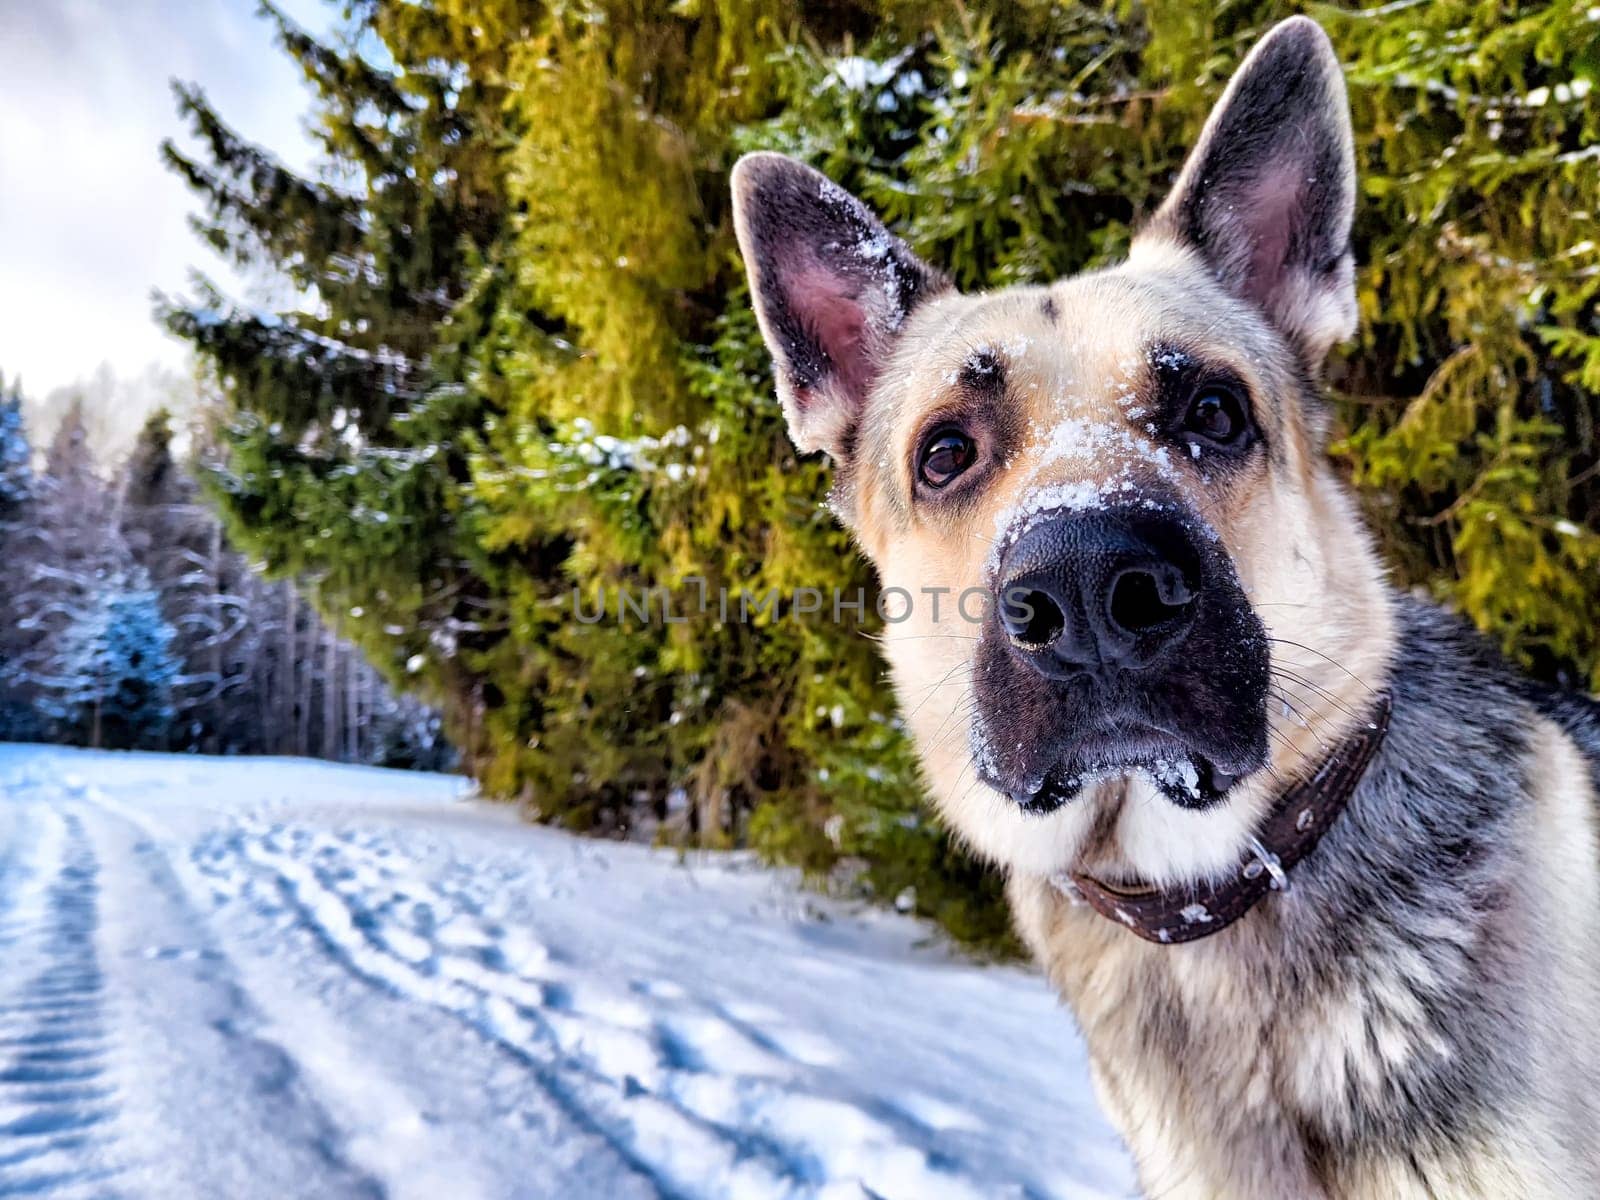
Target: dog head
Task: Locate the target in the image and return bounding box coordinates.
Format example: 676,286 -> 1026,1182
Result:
732,17 -> 1394,887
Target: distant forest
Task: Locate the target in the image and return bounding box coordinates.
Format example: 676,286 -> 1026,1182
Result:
0,376 -> 450,769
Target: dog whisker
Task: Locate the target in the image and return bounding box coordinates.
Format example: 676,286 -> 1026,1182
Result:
1270,669 -> 1364,723
871,632 -> 984,644
1267,695 -> 1338,746
901,664 -> 975,721
926,692 -> 977,753
1267,674 -> 1343,720
1265,636 -> 1378,696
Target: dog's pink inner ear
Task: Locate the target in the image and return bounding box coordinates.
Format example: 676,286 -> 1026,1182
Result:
731,152 -> 951,459
1239,160 -> 1304,308
788,264 -> 873,406
1135,19 -> 1357,365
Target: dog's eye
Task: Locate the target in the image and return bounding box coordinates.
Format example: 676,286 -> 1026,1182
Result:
918,427 -> 977,489
1181,385 -> 1250,448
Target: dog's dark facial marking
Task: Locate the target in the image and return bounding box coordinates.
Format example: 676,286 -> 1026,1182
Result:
974,499 -> 1270,812
1145,342 -> 1263,470
958,347 -> 1005,396
901,346 -> 1025,515
730,153 -> 950,460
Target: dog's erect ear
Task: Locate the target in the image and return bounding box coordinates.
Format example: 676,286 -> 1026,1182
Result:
1139,17 -> 1357,364
731,153 -> 950,460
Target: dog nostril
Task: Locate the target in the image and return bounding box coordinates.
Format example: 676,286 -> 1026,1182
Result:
1109,568 -> 1193,635
1001,587 -> 1066,649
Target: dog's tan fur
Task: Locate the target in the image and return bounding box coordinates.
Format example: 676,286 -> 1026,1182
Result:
733,16 -> 1600,1197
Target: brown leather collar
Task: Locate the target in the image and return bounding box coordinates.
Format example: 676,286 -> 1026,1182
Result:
1057,694 -> 1392,945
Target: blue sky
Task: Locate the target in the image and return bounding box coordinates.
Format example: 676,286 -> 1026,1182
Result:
0,0 -> 331,399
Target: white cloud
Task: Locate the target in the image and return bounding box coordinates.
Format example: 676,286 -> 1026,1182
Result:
0,0 -> 330,404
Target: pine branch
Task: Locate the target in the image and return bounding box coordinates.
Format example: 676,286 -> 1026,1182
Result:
164,82 -> 366,279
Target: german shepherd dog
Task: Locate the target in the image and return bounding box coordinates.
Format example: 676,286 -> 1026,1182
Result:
732,16 -> 1600,1199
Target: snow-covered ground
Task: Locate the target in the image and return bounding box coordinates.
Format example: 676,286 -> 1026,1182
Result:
0,744 -> 1134,1199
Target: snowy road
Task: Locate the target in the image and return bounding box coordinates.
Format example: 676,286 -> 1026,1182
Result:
0,745 -> 1133,1199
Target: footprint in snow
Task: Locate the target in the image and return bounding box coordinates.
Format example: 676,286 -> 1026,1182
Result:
716,1003 -> 845,1069
629,978 -> 686,1002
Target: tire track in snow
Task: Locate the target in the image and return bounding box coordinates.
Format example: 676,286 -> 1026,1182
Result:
195,821 -> 997,1200
60,777 -> 392,1200
0,805 -> 120,1198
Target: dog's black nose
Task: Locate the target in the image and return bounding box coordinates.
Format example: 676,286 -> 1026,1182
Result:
997,507 -> 1200,676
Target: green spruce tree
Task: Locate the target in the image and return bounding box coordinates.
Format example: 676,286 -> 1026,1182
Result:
160,0 -> 528,772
